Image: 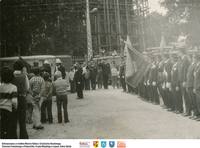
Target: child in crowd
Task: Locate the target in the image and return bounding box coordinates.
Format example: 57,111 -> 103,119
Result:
53,71 -> 70,123
0,67 -> 18,139
40,72 -> 53,124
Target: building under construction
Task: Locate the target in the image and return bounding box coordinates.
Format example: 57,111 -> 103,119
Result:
0,0 -> 149,57
89,0 -> 149,55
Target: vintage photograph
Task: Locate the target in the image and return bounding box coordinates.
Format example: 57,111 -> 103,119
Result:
1,0 -> 200,139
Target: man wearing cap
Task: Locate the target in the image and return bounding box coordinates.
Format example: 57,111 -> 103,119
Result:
90,64 -> 97,90
148,53 -> 159,104
163,53 -> 174,111
186,53 -> 198,118
193,53 -> 200,121
171,52 -> 183,113
119,60 -> 126,92
178,49 -> 191,116
55,58 -> 66,80
74,67 -> 84,99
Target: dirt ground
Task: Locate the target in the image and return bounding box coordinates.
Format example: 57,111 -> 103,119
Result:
28,89 -> 200,139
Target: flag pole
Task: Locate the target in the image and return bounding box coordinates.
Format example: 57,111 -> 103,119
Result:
86,0 -> 93,61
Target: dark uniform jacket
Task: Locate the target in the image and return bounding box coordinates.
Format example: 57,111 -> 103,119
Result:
90,67 -> 97,80
158,59 -> 165,85
43,64 -> 51,77
164,59 -> 174,83
194,62 -> 200,90
74,68 -> 84,88
171,62 -> 180,88
149,62 -> 158,84
119,64 -> 125,79
186,62 -> 197,88
178,55 -> 190,83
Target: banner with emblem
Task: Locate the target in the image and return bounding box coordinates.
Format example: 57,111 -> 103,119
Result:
125,36 -> 150,88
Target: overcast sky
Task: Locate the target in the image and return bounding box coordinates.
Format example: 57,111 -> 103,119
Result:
149,0 -> 167,15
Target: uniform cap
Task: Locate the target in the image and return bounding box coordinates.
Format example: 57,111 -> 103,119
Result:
56,58 -> 62,64
44,60 -> 50,64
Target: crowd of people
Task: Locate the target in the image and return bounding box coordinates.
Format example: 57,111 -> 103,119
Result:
3,47 -> 199,139
0,57 -> 125,139
125,48 -> 200,122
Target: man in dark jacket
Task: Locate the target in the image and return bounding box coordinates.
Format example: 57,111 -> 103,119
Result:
12,59 -> 29,139
74,67 -> 84,99
119,61 -> 126,92
149,54 -> 159,104
193,53 -> 200,121
163,53 -> 174,111
90,64 -> 97,90
55,58 -> 66,80
186,53 -> 198,118
178,49 -> 191,116
102,62 -> 110,89
171,52 -> 183,113
42,60 -> 51,77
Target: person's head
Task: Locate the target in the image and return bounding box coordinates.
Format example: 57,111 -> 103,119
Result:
44,60 -> 50,65
32,67 -> 40,76
22,66 -> 28,74
56,58 -> 62,66
33,61 -> 39,67
54,71 -> 62,79
171,53 -> 179,62
13,59 -> 24,71
1,67 -> 14,83
43,72 -> 50,81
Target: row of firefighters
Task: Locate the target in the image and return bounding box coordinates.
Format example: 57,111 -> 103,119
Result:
122,48 -> 200,121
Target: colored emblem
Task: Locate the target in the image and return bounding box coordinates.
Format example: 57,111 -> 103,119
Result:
93,141 -> 99,148
109,141 -> 115,148
101,141 -> 107,148
117,141 -> 126,148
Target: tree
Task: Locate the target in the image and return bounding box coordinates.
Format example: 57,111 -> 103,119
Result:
160,0 -> 200,47
0,0 -> 87,57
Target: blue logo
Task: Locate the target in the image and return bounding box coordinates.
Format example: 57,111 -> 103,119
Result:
101,141 -> 107,148
109,141 -> 115,148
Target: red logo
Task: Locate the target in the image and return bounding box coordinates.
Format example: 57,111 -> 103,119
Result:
117,141 -> 126,148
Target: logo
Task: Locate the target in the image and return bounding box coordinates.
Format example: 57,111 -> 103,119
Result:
109,141 -> 115,148
117,141 -> 126,148
101,141 -> 107,148
93,141 -> 99,148
79,141 -> 90,148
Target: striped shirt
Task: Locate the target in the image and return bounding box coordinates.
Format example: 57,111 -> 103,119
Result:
0,83 -> 17,112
